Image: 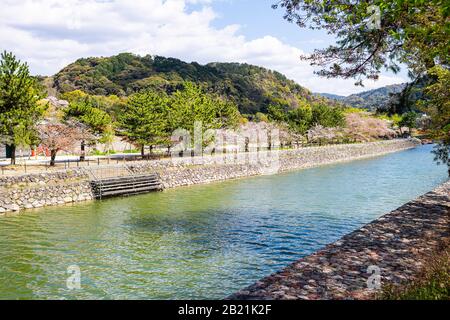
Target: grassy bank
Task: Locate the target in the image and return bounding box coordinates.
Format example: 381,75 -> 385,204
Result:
381,246 -> 449,300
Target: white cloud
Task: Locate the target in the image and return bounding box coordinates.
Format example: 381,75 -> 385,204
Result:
0,0 -> 407,95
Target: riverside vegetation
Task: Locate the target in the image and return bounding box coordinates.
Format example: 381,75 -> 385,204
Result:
0,51 -> 433,169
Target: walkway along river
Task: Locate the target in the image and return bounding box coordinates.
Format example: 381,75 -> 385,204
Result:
0,144 -> 448,299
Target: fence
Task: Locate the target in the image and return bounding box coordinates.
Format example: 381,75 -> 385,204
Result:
0,154 -> 168,176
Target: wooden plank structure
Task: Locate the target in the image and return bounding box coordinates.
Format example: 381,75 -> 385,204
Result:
84,165 -> 163,199
90,173 -> 162,199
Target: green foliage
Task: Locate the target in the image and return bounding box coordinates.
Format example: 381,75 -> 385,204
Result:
311,103 -> 345,128
60,90 -> 127,121
381,249 -> 449,300
418,66 -> 450,174
118,90 -> 169,150
89,149 -> 117,156
169,82 -> 240,136
343,107 -> 365,114
122,149 -> 140,154
0,51 -> 46,163
64,100 -> 113,135
273,1 -> 448,82
268,104 -> 288,122
287,106 -> 313,135
52,53 -> 323,115
419,66 -> 450,143
118,82 -> 240,153
273,0 -> 449,170
254,112 -> 269,123
269,101 -> 345,135
399,111 -> 418,132
13,123 -> 40,150
376,113 -> 403,127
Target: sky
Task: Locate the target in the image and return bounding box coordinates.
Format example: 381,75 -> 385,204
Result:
0,0 -> 409,96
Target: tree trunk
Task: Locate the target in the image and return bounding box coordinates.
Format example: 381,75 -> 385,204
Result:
141,145 -> 145,157
9,145 -> 16,165
50,149 -> 57,166
80,141 -> 86,161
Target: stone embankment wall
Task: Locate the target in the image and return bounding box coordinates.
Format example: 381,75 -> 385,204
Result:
228,181 -> 450,300
0,139 -> 420,214
132,139 -> 420,189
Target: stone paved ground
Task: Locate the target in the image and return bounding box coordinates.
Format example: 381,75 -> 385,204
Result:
228,181 -> 450,300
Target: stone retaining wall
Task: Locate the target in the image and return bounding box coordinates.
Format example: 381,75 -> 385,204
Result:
228,181 -> 450,300
0,139 -> 420,214
0,170 -> 89,189
131,139 -> 421,188
0,182 -> 93,214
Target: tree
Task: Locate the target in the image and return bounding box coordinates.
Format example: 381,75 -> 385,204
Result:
268,104 -> 288,122
119,91 -> 169,156
345,112 -> 396,142
287,105 -> 313,135
60,90 -> 128,122
307,125 -> 340,145
272,1 -> 448,83
273,0 -> 449,171
168,82 -> 240,150
399,111 -> 418,135
64,99 -> 114,159
418,66 -> 450,174
419,66 -> 450,142
37,122 -> 86,166
0,51 -> 46,164
311,103 -> 345,128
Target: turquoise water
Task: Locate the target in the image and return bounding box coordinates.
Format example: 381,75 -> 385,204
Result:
0,144 -> 447,300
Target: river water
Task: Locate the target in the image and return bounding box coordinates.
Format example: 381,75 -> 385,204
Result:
0,144 -> 447,299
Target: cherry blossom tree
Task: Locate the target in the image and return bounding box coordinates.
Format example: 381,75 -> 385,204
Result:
37,122 -> 88,166
344,113 -> 397,142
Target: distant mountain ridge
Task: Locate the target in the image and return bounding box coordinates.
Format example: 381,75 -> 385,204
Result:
314,93 -> 346,101
315,84 -> 407,111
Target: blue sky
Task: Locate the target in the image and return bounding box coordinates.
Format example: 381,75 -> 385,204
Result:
206,0 -> 409,87
205,0 -> 334,53
0,0 -> 408,95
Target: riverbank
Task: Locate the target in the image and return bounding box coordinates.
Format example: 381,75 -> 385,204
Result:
0,139 -> 420,214
228,180 -> 450,300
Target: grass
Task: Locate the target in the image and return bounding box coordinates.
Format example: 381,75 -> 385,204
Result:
89,149 -> 117,156
380,247 -> 449,300
122,149 -> 140,154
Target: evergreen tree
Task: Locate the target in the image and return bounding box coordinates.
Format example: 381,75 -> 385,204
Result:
0,51 -> 46,164
168,82 -> 240,138
119,91 -> 169,156
399,111 -> 418,135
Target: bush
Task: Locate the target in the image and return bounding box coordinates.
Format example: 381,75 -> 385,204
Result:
381,247 -> 449,300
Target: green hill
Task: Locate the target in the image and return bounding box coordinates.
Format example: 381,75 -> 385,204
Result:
51,53 -> 318,114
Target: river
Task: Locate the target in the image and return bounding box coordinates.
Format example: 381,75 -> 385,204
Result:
0,144 -> 447,299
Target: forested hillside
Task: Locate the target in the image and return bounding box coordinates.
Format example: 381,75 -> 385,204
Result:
51,53 -> 319,115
